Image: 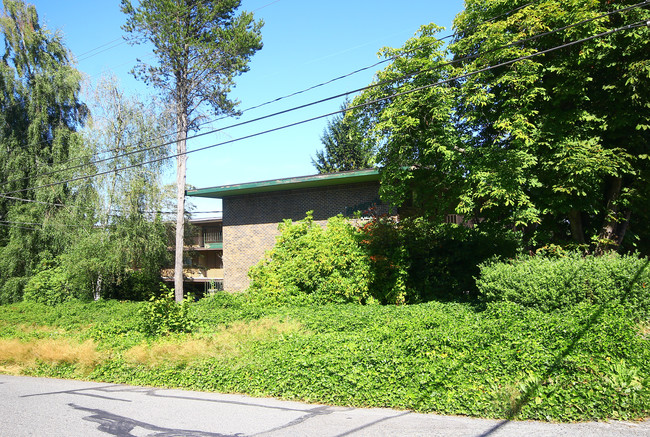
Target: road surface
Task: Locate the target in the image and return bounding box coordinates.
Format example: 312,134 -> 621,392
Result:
1,374 -> 648,436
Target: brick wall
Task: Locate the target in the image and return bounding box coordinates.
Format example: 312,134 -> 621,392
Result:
222,181 -> 389,291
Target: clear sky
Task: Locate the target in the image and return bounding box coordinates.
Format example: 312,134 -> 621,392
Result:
30,0 -> 466,216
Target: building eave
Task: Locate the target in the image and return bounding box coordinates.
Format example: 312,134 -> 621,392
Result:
187,168 -> 380,199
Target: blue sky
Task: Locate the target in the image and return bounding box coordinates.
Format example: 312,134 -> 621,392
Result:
31,0 -> 465,216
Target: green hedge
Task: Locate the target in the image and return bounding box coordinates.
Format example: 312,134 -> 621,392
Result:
477,253 -> 650,318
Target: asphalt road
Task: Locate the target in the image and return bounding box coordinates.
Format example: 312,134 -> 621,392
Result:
1,374 -> 648,436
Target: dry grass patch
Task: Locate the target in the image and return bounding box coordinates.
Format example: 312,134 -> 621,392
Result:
639,321 -> 650,339
0,338 -> 101,370
125,317 -> 302,366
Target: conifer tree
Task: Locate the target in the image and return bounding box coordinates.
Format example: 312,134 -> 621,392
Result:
122,0 -> 263,301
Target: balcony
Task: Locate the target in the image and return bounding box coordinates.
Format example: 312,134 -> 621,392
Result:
196,225 -> 223,249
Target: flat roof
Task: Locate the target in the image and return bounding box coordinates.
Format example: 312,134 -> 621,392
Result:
187,168 -> 380,199
189,215 -> 222,223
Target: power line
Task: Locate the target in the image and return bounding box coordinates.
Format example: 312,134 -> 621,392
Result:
77,40 -> 128,63
2,0 -> 541,179
0,195 -> 66,207
0,193 -> 220,216
0,222 -> 40,231
4,0 -> 643,193
4,18 -> 645,198
75,38 -> 126,62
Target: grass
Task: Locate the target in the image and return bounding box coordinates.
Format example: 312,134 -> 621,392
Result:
0,337 -> 100,372
124,317 -> 302,366
0,296 -> 648,422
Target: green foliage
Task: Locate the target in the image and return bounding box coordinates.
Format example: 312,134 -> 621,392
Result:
118,270 -> 165,302
248,213 -> 522,305
3,299 -> 649,422
0,0 -> 90,295
0,276 -> 26,304
361,217 -> 523,303
0,299 -> 141,335
22,259 -> 77,305
312,99 -> 375,173
477,253 -> 650,319
121,0 -> 263,121
248,212 -> 375,304
353,1 -> 650,253
137,287 -> 196,336
69,74 -> 173,301
353,23 -> 463,222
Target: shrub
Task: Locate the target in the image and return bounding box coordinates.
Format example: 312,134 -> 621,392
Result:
247,212 -> 374,304
110,269 -> 164,301
0,276 -> 27,305
137,287 -> 195,336
477,252 -> 650,318
361,217 -> 523,303
23,260 -> 76,306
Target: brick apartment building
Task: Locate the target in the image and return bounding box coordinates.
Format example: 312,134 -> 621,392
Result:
187,169 -> 390,291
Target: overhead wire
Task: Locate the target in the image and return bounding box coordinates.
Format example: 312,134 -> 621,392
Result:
2,0 -> 644,195
0,222 -> 40,231
1,0 -> 540,184
3,15 -> 646,198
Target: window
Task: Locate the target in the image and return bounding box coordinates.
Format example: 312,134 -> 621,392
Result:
202,226 -> 222,244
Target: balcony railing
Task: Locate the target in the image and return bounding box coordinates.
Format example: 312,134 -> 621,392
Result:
203,226 -> 223,244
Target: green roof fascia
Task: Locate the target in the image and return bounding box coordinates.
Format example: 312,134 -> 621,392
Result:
187,168 -> 380,199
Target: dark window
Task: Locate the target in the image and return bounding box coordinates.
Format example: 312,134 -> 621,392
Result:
202,226 -> 222,244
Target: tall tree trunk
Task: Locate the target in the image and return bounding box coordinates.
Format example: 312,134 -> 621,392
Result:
174,113 -> 188,303
596,176 -> 628,254
568,209 -> 586,245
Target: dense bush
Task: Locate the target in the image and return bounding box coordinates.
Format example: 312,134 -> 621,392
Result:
22,260 -> 77,306
477,252 -> 650,318
247,212 -> 375,304
362,217 -> 522,303
137,288 -> 196,336
0,276 -> 27,305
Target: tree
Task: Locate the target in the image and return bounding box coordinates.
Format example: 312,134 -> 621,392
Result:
354,1 -> 650,254
67,74 -> 174,300
312,100 -> 375,173
0,0 -> 88,302
353,24 -> 464,221
122,0 -> 263,301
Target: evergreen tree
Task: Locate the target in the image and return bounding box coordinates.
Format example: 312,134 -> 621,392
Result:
122,0 -> 263,301
313,100 -> 375,173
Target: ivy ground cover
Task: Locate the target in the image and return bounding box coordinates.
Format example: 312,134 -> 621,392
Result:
0,297 -> 648,422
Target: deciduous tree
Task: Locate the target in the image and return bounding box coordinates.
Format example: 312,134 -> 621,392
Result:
0,0 -> 88,302
355,1 -> 650,253
69,74 -> 174,300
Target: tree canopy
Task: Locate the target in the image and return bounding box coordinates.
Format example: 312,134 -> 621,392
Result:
0,0 -> 88,302
122,0 -> 263,300
354,0 -> 650,254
